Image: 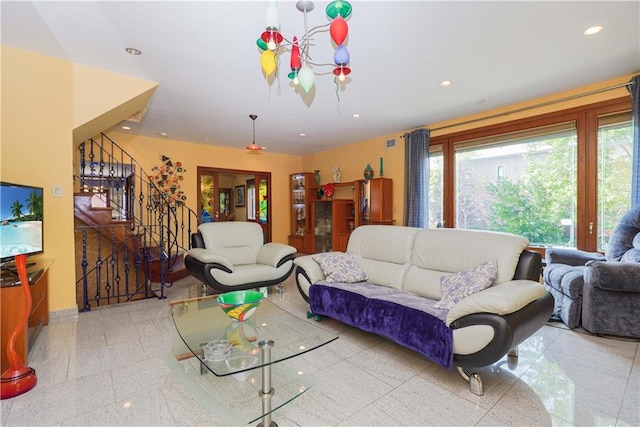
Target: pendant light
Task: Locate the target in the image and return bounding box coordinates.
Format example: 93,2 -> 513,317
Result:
246,114 -> 262,151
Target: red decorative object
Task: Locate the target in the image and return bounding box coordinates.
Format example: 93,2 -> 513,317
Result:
290,36 -> 301,71
330,17 -> 348,45
1,254 -> 37,399
324,183 -> 335,198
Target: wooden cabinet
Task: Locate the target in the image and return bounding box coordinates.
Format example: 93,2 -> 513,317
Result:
313,199 -> 355,253
366,178 -> 393,225
294,175 -> 393,254
1,261 -> 50,372
288,173 -> 316,253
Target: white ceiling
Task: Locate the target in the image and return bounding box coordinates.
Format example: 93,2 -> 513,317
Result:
2,1 -> 639,156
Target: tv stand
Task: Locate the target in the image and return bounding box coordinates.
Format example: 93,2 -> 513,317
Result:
1,260 -> 50,373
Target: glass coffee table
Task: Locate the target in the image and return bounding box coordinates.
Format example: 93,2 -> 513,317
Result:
168,294 -> 338,426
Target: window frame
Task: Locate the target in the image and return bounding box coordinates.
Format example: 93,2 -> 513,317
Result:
430,96 -> 631,253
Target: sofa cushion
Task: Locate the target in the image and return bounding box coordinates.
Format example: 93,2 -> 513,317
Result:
409,229 -> 527,290
434,260 -> 498,310
198,222 -> 261,265
312,253 -> 368,283
347,225 -> 418,290
309,282 -> 453,369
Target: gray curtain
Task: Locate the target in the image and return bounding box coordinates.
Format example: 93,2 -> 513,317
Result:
403,128 -> 430,227
631,75 -> 640,208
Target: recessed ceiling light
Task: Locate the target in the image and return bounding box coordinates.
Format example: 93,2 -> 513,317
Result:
203,137 -> 209,142
160,132 -> 168,137
584,25 -> 603,36
125,47 -> 142,55
299,133 -> 306,137
439,80 -> 452,87
121,125 -> 131,130
352,113 -> 360,118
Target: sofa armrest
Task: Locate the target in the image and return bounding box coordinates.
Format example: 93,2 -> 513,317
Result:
446,280 -> 548,326
584,260 -> 640,292
545,248 -> 604,267
191,232 -> 205,249
257,243 -> 296,268
187,248 -> 234,271
293,254 -> 328,284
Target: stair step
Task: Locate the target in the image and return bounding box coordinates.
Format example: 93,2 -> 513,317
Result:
145,250 -> 189,283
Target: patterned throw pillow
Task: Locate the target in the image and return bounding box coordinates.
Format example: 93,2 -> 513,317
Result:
312,253 -> 368,283
434,260 -> 498,310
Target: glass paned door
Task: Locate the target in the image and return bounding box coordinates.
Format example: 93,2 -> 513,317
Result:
597,112 -> 633,250
199,173 -> 215,223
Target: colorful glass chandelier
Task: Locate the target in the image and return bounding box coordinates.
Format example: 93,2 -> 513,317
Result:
257,0 -> 353,94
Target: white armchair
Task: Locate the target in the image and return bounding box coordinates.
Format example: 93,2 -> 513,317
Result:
185,222 -> 296,293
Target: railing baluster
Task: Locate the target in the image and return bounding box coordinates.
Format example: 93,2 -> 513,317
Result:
74,133 -> 198,310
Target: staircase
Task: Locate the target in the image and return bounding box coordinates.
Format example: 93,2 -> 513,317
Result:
74,133 -> 198,311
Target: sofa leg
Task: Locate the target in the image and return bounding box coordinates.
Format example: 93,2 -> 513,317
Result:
456,367 -> 484,396
507,346 -> 519,369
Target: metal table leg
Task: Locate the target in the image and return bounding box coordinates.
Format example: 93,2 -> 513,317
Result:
257,339 -> 277,427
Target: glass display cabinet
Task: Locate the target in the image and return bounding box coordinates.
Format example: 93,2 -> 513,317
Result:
288,173 -> 315,253
313,199 -> 354,253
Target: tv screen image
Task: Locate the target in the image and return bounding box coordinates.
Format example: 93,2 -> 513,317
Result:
0,182 -> 44,262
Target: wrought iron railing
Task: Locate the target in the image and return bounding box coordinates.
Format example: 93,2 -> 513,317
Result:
74,133 -> 199,310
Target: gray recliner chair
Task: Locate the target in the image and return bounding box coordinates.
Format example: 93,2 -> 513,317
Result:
543,207 -> 640,338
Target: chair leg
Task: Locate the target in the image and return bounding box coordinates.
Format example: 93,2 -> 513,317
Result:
456,366 -> 484,396
276,283 -> 285,294
201,283 -> 208,297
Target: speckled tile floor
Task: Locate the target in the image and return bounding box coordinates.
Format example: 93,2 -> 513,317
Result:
2,275 -> 638,426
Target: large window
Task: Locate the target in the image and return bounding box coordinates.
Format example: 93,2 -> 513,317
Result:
597,112 -> 633,250
429,97 -> 632,252
455,124 -> 577,247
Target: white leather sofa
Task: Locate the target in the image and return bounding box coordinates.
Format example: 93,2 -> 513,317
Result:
185,222 -> 296,293
294,225 -> 553,395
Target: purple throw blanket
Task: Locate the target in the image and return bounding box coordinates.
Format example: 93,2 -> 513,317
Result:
309,282 -> 454,370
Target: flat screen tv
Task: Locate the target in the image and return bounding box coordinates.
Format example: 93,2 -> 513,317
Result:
0,182 -> 44,263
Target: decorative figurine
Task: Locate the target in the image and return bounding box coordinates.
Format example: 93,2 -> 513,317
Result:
333,165 -> 341,183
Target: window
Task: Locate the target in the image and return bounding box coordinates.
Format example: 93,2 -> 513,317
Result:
455,123 -> 578,247
428,146 -> 443,228
597,112 -> 633,250
430,96 -> 631,252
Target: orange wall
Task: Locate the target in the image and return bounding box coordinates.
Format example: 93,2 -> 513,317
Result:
109,133 -> 302,244
302,73 -> 636,224
1,46 -> 76,312
2,42 -> 635,314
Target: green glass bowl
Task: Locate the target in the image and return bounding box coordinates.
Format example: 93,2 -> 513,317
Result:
216,290 -> 264,322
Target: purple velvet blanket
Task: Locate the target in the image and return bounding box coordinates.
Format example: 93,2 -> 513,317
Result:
309,282 -> 454,370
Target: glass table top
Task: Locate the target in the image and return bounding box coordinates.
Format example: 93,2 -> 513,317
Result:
168,294 -> 338,425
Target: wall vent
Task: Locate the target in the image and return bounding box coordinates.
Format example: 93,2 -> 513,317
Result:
386,138 -> 397,149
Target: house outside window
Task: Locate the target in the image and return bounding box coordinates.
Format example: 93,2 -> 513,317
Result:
454,123 -> 577,248
427,97 -> 631,252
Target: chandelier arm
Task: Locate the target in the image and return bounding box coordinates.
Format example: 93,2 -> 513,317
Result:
306,62 -> 338,69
